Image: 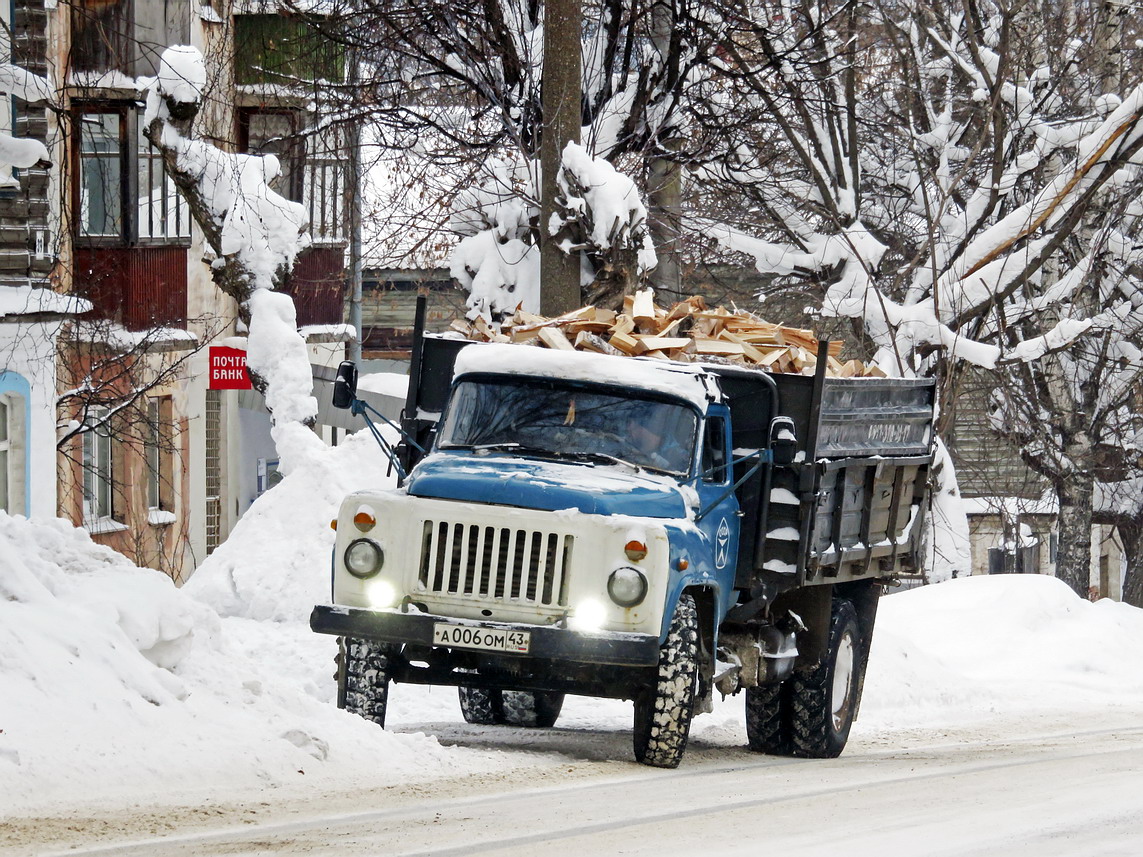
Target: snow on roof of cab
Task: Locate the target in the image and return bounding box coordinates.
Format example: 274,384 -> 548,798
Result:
452,341 -> 720,408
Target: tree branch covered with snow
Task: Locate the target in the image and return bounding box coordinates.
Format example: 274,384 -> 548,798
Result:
143,46 -> 320,468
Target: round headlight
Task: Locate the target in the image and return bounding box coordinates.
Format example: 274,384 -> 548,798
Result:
344,538 -> 384,578
607,566 -> 648,608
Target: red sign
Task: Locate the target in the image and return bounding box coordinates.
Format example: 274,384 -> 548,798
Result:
209,346 -> 252,390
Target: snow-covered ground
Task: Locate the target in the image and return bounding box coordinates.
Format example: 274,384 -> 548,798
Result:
2,431 -> 1142,824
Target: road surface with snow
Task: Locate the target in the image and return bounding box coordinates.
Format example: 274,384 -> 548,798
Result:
7,708 -> 1142,856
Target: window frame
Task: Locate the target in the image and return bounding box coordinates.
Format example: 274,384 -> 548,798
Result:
72,102 -> 190,247
237,107 -> 347,245
0,396 -> 12,513
701,415 -> 730,485
81,405 -> 116,526
237,107 -> 305,204
0,381 -> 29,517
145,396 -> 174,514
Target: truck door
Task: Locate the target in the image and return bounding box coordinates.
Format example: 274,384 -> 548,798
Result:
693,407 -> 739,602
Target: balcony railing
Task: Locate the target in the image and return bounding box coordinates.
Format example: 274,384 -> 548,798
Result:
74,246 -> 188,331
282,246 -> 346,327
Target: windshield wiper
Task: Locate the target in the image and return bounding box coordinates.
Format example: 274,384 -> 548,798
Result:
562,450 -> 651,471
449,442 -> 561,458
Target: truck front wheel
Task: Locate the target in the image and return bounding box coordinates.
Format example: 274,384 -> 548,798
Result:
339,637 -> 395,727
789,599 -> 862,758
458,687 -> 566,727
632,594 -> 700,768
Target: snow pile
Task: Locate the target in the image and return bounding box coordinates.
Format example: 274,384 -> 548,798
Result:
554,142 -> 657,274
0,62 -> 52,187
0,435 -> 529,815
860,574 -> 1143,728
184,430 -> 394,622
156,45 -> 207,105
449,156 -> 540,320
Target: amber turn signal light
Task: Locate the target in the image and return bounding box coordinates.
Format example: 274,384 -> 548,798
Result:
624,540 -> 648,561
354,512 -> 377,532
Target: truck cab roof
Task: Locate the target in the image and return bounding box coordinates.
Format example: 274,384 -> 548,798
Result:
452,341 -> 722,410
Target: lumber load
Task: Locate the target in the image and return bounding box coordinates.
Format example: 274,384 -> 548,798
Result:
449,288 -> 886,378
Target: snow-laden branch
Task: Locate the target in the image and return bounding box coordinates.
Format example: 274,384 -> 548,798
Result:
452,143 -> 655,321
144,46 -> 320,471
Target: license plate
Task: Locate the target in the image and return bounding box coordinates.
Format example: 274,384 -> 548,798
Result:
432,623 -> 531,654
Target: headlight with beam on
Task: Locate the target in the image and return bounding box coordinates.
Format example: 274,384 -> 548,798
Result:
569,599 -> 607,632
344,538 -> 384,578
364,579 -> 398,609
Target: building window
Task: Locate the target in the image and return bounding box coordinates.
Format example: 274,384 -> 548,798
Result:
0,394 -> 24,514
0,397 -> 9,511
0,384 -> 28,516
204,390 -> 222,554
71,0 -> 135,73
238,109 -> 304,203
145,397 -> 174,515
75,106 -> 189,244
137,122 -> 189,240
239,109 -> 345,244
233,14 -> 343,87
305,123 -> 347,244
82,406 -> 114,523
78,110 -> 125,239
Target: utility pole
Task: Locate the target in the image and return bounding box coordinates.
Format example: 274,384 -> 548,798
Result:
648,1 -> 681,299
347,44 -> 364,363
539,0 -> 582,316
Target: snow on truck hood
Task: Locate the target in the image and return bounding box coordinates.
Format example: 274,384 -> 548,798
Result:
452,341 -> 720,409
405,453 -> 692,518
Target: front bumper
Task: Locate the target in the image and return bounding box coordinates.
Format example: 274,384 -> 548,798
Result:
310,604 -> 661,667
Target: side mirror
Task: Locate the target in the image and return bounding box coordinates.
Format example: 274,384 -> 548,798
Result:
332,361 -> 359,410
769,416 -> 798,466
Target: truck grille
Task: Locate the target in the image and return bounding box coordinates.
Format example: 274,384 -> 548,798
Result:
417,521 -> 573,608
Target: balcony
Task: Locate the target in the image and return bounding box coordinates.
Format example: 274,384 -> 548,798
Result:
74,246 -> 187,331
282,246 -> 346,327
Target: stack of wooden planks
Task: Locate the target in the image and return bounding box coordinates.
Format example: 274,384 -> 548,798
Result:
449,289 -> 886,377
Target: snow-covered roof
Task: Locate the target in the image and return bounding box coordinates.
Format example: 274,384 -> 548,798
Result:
452,341 -> 720,409
0,286 -> 91,320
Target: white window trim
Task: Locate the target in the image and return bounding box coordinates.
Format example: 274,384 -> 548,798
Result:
0,392 -> 27,516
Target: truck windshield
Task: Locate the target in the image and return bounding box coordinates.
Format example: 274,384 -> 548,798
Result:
437,377 -> 699,475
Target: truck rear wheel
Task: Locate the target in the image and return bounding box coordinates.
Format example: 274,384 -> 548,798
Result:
458,687 -> 565,728
339,637 -> 394,727
744,682 -> 791,755
789,599 -> 861,758
633,594 -> 700,768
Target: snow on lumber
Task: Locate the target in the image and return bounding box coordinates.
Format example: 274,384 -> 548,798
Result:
449,288 -> 886,378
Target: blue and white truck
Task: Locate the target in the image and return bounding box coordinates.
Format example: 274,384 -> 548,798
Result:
310,325 -> 934,768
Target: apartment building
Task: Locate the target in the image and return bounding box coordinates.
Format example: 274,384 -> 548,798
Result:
1,0 -> 89,521
2,0 -> 351,580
